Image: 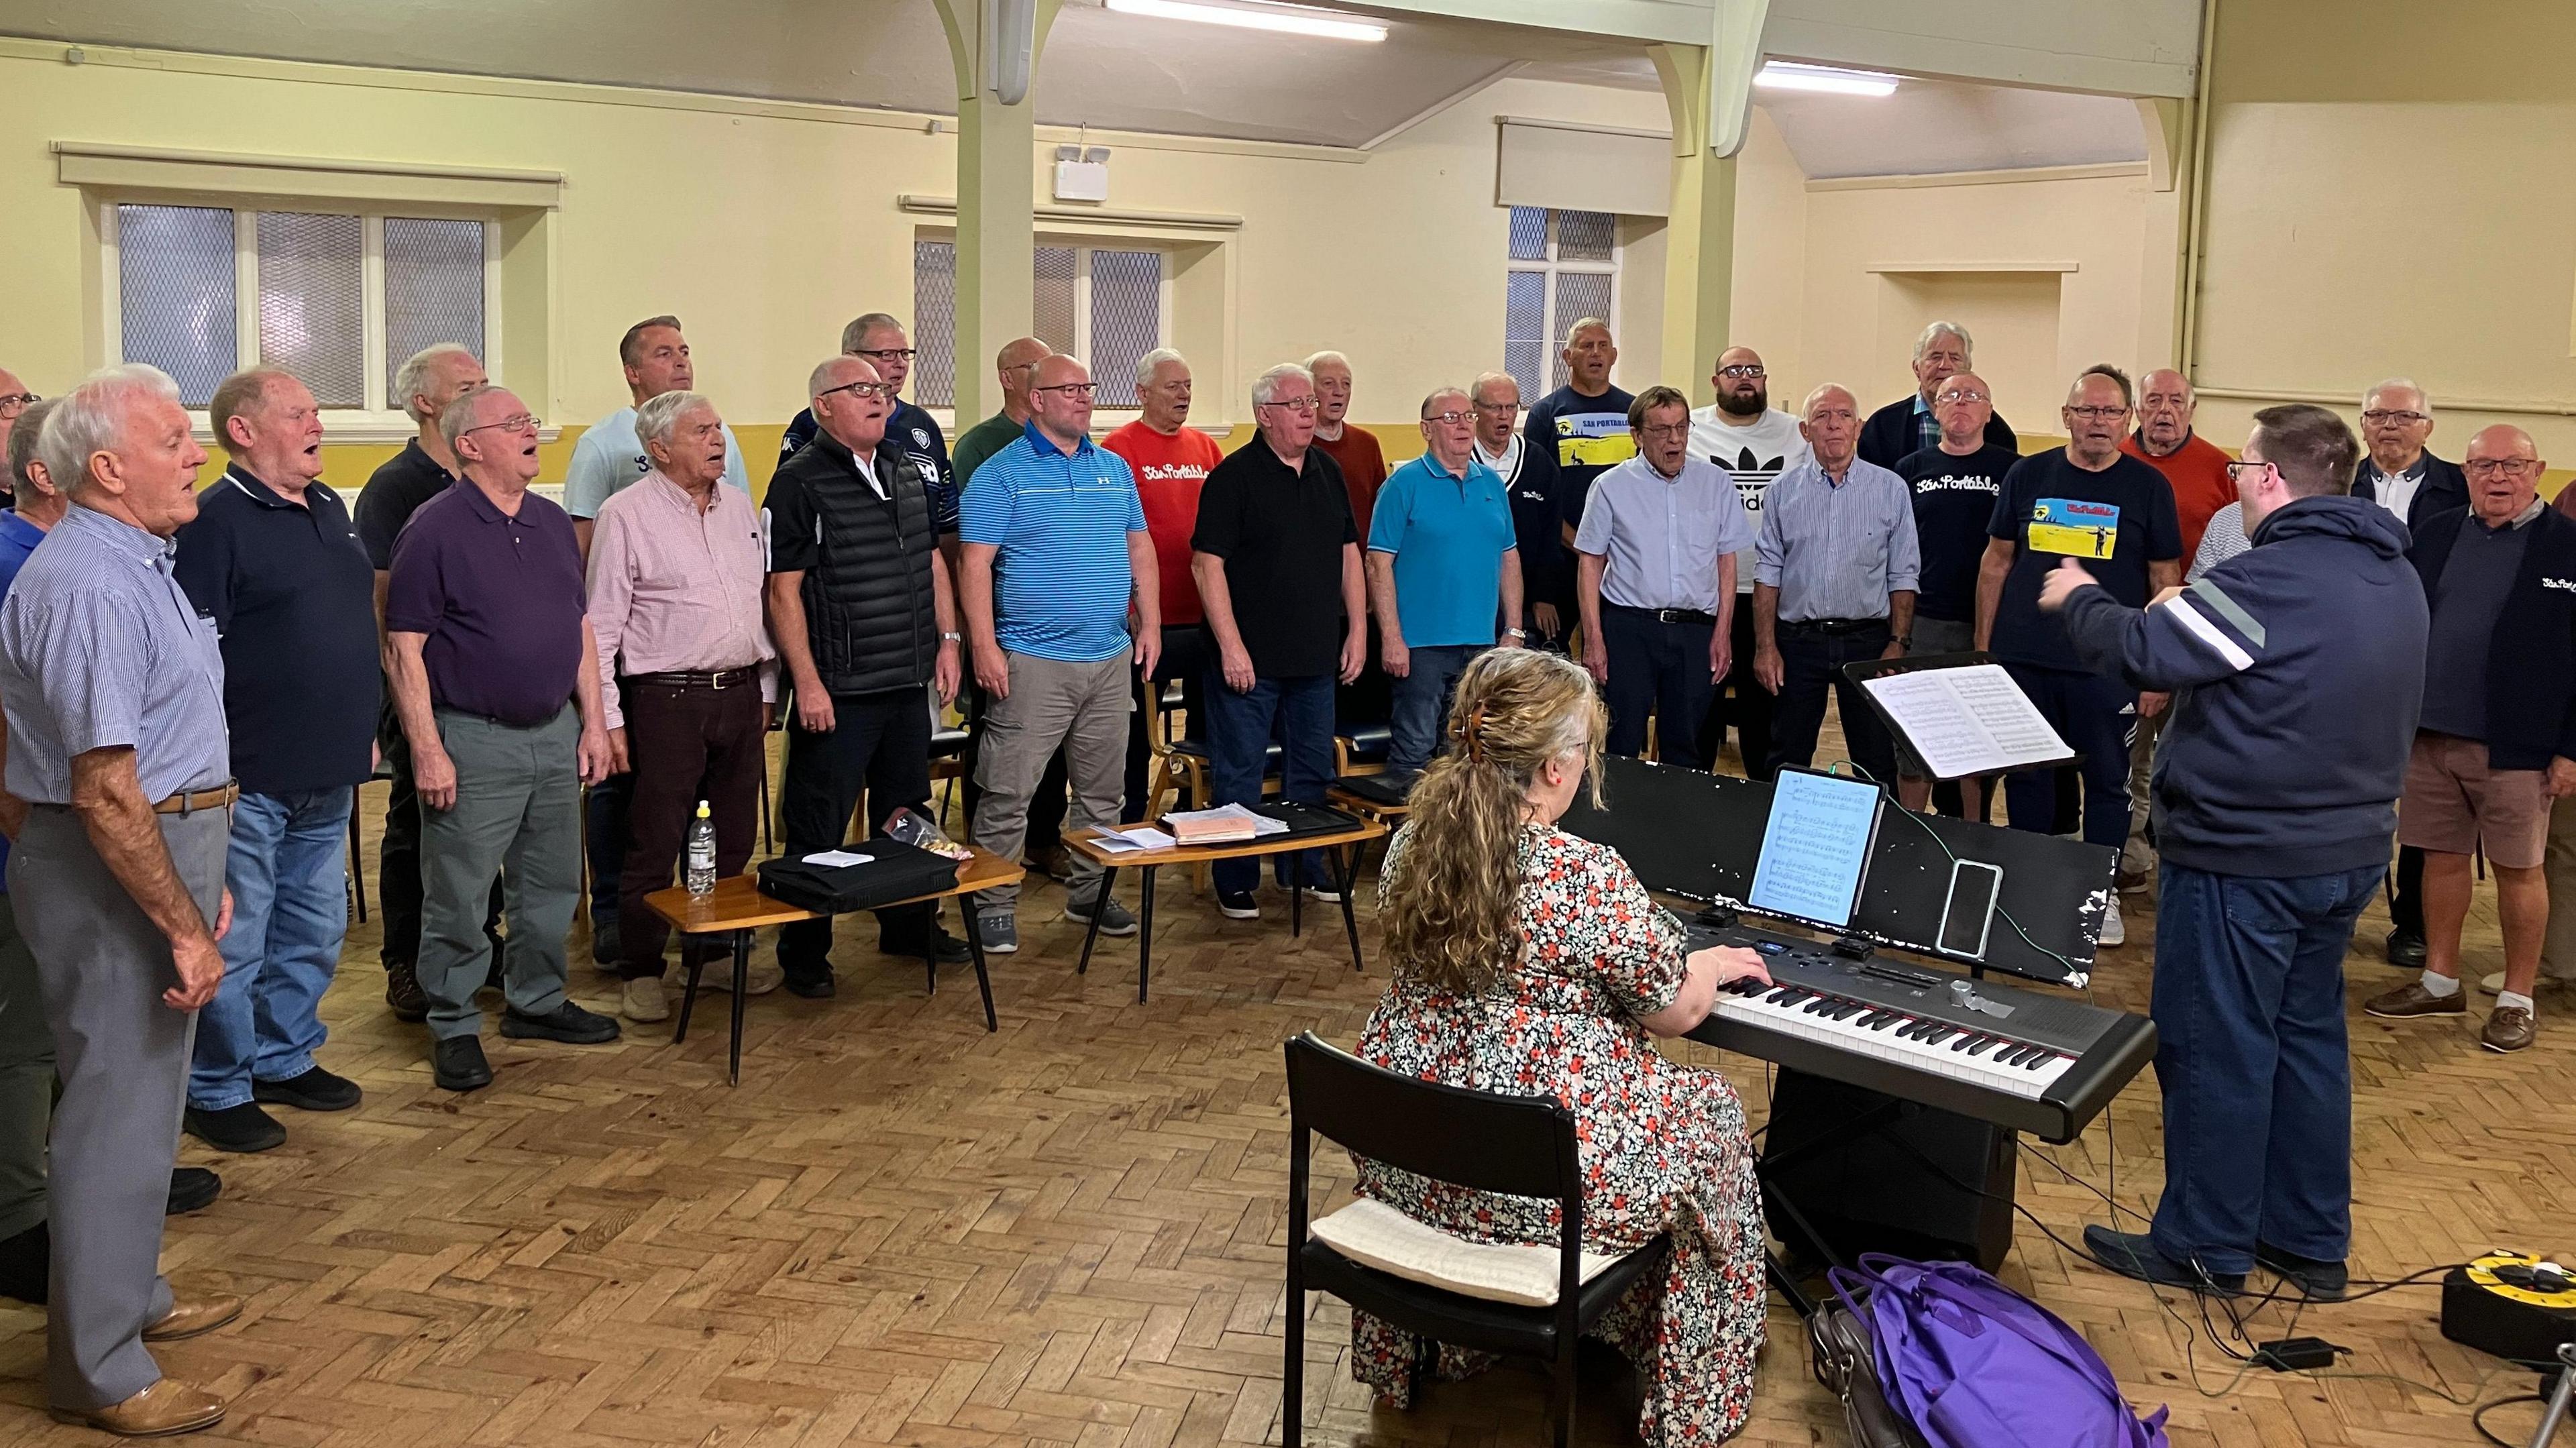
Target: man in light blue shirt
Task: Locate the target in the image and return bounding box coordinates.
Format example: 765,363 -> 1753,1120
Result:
1752,383 -> 1919,785
1572,386 -> 1754,770
958,356 -> 1161,953
1366,388 -> 1522,774
559,314 -> 747,964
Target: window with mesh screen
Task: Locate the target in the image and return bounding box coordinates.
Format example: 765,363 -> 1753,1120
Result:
384,219 -> 487,405
115,204 -> 492,419
117,204 -> 238,407
911,236 -> 1167,413
1503,206 -> 1619,398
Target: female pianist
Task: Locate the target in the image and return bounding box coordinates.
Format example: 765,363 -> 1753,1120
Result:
1348,647 -> 1777,1447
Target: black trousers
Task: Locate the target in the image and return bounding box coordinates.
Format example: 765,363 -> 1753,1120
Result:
2388,844 -> 2423,936
776,689 -> 936,983
1697,601 -> 1773,779
1126,624 -> 1211,817
1765,619 -> 1898,787
375,691 -> 502,971
1600,606 -> 1718,770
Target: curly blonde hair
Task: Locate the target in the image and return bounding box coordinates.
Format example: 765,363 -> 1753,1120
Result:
1380,649 -> 1607,995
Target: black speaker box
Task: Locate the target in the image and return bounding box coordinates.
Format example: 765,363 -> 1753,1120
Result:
1760,1067 -> 2017,1272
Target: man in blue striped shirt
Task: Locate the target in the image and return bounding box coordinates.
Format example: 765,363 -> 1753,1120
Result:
959,356 -> 1162,955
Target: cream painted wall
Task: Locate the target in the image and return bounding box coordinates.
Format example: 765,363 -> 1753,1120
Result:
2192,1 -> 2576,461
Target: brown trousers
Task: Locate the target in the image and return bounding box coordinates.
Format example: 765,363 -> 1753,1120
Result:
616,679 -> 767,979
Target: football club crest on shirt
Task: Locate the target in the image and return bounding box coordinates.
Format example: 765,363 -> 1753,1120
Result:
912,427 -> 931,448
2028,497 -> 2121,558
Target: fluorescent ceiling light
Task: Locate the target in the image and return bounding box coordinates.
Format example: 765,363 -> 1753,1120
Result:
1104,0 -> 1388,44
1754,61 -> 1900,97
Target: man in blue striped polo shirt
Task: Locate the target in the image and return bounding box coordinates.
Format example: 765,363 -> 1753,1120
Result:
959,355 -> 1163,954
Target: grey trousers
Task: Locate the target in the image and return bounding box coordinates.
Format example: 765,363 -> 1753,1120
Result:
2125,705 -> 2167,876
2540,793 -> 2576,981
418,707 -> 579,1040
970,651 -> 1130,913
0,890 -> 52,1242
11,802 -> 226,1409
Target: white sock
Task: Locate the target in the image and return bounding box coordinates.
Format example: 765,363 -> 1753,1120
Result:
2498,991 -> 2536,1015
2420,970 -> 2461,999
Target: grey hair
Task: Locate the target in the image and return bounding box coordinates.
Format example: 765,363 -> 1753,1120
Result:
1134,347 -> 1187,390
2363,376 -> 2430,412
1252,363 -> 1314,409
40,364 -> 180,496
635,390 -> 715,454
9,396 -> 58,498
393,343 -> 479,423
841,313 -> 904,352
1301,350 -> 1349,375
1562,317 -> 1613,348
437,384 -> 508,454
1470,370 -> 1521,405
808,354 -> 864,400
1913,321 -> 1974,364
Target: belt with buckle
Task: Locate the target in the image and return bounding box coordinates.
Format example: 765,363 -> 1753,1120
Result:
1782,617 -> 1886,635
154,783 -> 239,816
1607,604 -> 1717,626
628,667 -> 759,690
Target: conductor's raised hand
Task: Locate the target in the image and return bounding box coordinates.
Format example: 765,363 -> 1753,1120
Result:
2037,557 -> 2097,613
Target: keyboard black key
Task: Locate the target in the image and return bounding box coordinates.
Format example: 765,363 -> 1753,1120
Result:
1922,1026 -> 1957,1045
1951,1034 -> 1982,1052
1966,1038 -> 1998,1056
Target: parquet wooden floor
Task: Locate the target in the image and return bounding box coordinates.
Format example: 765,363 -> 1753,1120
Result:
1,739 -> 2569,1447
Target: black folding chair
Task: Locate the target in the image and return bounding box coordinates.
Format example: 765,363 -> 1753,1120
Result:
1281,1032 -> 1668,1448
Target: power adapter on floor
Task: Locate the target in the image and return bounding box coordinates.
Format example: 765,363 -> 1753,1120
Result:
2255,1336 -> 2345,1372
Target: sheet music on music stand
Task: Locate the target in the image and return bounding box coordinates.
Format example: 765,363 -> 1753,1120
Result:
1846,653 -> 2076,781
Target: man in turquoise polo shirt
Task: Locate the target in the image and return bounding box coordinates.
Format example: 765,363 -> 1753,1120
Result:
1366,386 -> 1523,775
959,355 -> 1162,954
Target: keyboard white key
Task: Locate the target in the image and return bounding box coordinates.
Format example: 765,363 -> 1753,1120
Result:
1714,983 -> 2074,1100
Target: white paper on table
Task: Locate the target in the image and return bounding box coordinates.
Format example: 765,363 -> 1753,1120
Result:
802,849 -> 876,867
1090,827 -> 1179,852
1860,663 -> 2073,779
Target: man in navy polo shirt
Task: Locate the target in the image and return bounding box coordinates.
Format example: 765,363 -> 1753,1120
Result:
959,355 -> 1159,954
387,385 -> 621,1092
172,370 -> 380,1153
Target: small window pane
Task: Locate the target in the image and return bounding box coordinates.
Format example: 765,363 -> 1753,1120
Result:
256,211 -> 366,408
384,219 -> 486,404
1505,340 -> 1546,407
1033,245 -> 1077,359
1554,210 -> 1615,262
1505,270 -> 1546,343
1508,205 -> 1548,262
912,238 -> 957,409
1089,250 -> 1161,408
117,204 -> 237,407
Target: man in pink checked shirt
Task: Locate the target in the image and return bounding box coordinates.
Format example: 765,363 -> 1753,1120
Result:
586,390 -> 781,1023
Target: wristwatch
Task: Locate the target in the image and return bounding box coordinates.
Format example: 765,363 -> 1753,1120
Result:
1894,634 -> 1913,651
1505,628 -> 1529,639
940,631 -> 962,643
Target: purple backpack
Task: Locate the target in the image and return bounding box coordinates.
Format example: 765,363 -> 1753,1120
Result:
1829,1255 -> 2170,1448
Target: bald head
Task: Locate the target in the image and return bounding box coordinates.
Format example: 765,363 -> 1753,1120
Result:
1931,370 -> 1994,451
995,336 -> 1053,419
2464,423 -> 2544,526
1799,384 -> 1861,471
2137,368 -> 2196,457
1027,355 -> 1093,450
1711,345 -> 1769,421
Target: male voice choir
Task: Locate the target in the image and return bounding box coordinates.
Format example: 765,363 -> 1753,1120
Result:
0,311 -> 2555,1437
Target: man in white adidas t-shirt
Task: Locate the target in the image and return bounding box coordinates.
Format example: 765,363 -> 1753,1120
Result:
1688,345 -> 1809,775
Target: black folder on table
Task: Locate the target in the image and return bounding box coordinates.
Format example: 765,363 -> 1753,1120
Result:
757,838 -> 960,913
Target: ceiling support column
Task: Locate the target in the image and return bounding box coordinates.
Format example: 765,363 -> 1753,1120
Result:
932,0 -> 1059,421
1650,1 -> 1765,406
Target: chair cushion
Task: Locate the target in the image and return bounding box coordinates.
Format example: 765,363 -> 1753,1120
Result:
1339,723 -> 1393,765
1307,1198 -> 1619,1308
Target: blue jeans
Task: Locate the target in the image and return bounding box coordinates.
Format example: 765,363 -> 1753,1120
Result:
2000,663 -> 2133,850
191,788 -> 354,1110
1201,670 -> 1336,896
2148,860 -> 2380,1275
1389,644 -> 1481,775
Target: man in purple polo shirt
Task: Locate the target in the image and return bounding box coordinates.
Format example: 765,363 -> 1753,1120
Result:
386,385 -> 620,1093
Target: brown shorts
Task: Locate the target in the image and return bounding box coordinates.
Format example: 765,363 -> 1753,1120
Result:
2397,732 -> 2551,869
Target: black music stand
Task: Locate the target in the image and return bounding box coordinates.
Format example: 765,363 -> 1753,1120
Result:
1840,651 -> 2078,783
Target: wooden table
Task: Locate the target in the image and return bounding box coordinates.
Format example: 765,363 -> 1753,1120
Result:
1061,816 -> 1388,1003
643,845 -> 1026,1082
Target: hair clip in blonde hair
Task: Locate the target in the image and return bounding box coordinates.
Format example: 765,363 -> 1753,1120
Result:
1450,704 -> 1489,762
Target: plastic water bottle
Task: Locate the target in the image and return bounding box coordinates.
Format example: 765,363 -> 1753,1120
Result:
685,801 -> 718,896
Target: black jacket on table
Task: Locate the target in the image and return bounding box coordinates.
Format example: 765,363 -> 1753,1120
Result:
1856,395 -> 2017,471
765,431 -> 941,698
2353,452 -> 2468,535
2408,502 -> 2576,771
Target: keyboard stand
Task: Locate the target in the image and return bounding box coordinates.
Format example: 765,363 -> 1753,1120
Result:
1761,1068 -> 2019,1274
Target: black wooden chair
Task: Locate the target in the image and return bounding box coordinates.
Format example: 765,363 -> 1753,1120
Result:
1281,1032 -> 1668,1448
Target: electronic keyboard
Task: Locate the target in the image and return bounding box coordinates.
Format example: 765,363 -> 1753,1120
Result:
1681,920 -> 2155,1143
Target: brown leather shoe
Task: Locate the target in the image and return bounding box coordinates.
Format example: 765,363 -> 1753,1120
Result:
2483,1006 -> 2538,1053
2362,981 -> 2469,1018
50,1378 -> 225,1436
142,1293 -> 241,1342
385,962 -> 430,1023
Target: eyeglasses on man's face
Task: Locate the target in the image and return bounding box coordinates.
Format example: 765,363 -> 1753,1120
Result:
1260,396 -> 1321,414
464,412 -> 542,437
1032,382 -> 1096,400
2361,409 -> 2429,427
2064,405 -> 2131,422
818,380 -> 896,403
2465,457 -> 2540,478
1716,365 -> 1766,380
851,347 -> 916,364
0,393 -> 39,418
1422,410 -> 1474,427
2224,460 -> 2275,486
1936,389 -> 1990,406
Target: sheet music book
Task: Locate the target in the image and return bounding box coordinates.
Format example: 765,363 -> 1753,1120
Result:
1859,663 -> 2074,779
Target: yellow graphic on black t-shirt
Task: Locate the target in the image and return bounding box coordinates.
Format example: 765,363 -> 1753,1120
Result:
1554,412 -> 1638,470
2027,498 -> 2121,559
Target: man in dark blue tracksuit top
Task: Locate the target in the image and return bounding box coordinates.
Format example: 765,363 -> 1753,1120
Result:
2039,404 -> 2426,1300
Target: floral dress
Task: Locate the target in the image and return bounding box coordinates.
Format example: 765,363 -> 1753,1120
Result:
1348,823 -> 1767,1447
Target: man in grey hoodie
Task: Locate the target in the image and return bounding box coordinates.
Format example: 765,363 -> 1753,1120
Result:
2037,403 -> 2425,1302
